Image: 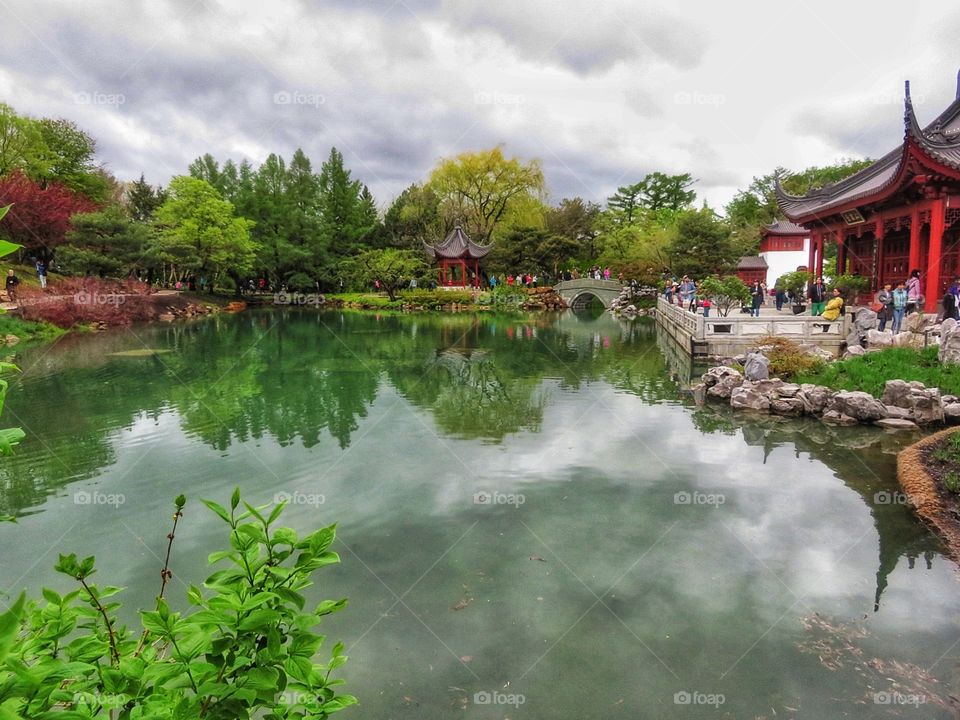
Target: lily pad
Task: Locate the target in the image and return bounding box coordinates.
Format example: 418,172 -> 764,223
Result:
107,349 -> 173,358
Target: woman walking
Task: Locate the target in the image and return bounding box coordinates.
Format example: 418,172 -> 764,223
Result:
906,269 -> 922,313
876,283 -> 893,332
749,280 -> 763,317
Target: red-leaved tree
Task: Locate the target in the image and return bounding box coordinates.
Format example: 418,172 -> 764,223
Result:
0,170 -> 97,256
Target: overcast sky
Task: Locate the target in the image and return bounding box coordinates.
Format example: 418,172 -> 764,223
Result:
1,0 -> 958,212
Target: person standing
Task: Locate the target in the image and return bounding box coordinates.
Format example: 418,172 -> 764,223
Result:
906,269 -> 922,313
35,259 -> 47,289
876,283 -> 893,332
808,276 -> 827,316
891,280 -> 908,334
943,291 -> 960,321
5,269 -> 19,302
749,280 -> 763,317
775,285 -> 786,311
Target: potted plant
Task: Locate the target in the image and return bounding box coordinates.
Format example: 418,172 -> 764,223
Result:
776,270 -> 811,314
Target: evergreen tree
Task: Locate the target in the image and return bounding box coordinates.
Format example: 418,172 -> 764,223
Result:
127,173 -> 162,222
317,147 -> 366,269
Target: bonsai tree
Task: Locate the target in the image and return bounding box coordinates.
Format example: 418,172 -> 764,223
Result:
699,275 -> 749,317
775,270 -> 811,308
827,272 -> 870,299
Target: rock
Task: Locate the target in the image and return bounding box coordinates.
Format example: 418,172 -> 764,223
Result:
945,404 -> 960,424
622,304 -> 637,314
854,308 -> 878,332
743,352 -> 770,381
730,384 -> 771,412
874,417 -> 919,430
943,394 -> 959,405
158,313 -> 175,322
883,405 -> 914,420
690,383 -> 706,405
798,344 -> 835,362
881,379 -> 912,407
881,379 -> 944,424
777,383 -> 801,398
751,378 -> 785,396
846,329 -> 862,348
843,345 -> 866,358
732,354 -> 747,365
797,384 -> 834,415
701,366 -> 742,388
905,312 -> 929,334
827,390 -> 887,422
821,410 -> 859,426
770,397 -> 805,416
4,334 -> 18,345
866,329 -> 894,348
939,318 -> 960,365
892,331 -> 924,348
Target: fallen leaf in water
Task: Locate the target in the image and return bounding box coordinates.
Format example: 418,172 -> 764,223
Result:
529,554 -> 546,562
459,655 -> 472,662
451,597 -> 472,611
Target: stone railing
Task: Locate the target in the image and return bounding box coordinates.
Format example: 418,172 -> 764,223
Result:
657,297 -> 849,342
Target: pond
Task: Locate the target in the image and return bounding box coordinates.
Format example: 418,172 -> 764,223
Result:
0,309 -> 957,718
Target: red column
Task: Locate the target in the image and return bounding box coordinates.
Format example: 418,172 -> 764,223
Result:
926,198 -> 946,312
875,222 -> 885,291
909,207 -> 922,275
837,232 -> 845,275
808,232 -> 817,273
817,234 -> 825,278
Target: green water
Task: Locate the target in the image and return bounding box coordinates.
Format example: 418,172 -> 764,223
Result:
0,310 -> 957,718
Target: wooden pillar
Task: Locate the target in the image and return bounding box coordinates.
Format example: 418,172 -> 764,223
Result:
808,232 -> 817,273
817,234 -> 825,278
837,232 -> 846,276
875,222 -> 885,290
926,198 -> 946,312
909,206 -> 922,275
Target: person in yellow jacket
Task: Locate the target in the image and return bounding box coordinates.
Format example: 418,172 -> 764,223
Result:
820,288 -> 844,331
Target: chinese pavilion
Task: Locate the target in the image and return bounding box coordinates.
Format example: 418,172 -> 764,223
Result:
776,74 -> 960,311
758,219 -> 810,285
423,226 -> 492,288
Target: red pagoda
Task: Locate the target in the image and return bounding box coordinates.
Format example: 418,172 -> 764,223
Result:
423,226 -> 492,288
776,73 -> 960,311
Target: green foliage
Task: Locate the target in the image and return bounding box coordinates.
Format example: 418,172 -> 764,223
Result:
795,346 -> 960,397
60,206 -> 154,277
428,146 -> 544,243
828,273 -> 870,296
381,183 -> 443,250
0,361 -> 24,455
699,275 -> 749,317
488,226 -> 578,275
0,312 -> 63,342
607,173 -> 696,224
667,208 -> 736,278
127,174 -> 164,223
775,270 -> 811,300
341,248 -> 427,301
0,491 -> 354,718
154,176 -> 258,281
751,336 -> 824,379
944,471 -> 960,494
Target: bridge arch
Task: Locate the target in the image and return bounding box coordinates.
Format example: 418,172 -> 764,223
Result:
553,279 -> 622,309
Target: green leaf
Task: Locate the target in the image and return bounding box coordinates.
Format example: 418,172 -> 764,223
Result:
238,608 -> 277,633
315,598 -> 348,617
230,487 -> 241,510
0,592 -> 25,658
201,499 -> 231,524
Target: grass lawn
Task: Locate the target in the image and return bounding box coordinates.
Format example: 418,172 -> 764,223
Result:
795,346 -> 960,397
0,313 -> 64,342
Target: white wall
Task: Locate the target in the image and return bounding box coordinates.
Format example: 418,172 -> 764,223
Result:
761,239 -> 810,286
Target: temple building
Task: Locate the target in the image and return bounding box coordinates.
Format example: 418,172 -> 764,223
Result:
777,74 -> 960,311
423,226 -> 492,288
758,219 -> 810,285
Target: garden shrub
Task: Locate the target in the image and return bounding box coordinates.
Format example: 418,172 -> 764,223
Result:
751,336 -> 824,379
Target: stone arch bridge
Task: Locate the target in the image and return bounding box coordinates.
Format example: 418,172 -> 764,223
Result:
553,279 -> 623,309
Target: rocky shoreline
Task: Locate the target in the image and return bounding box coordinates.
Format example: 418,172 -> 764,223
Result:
695,366 -> 956,430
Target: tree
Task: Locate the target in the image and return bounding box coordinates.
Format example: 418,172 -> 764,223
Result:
0,170 -> 97,258
606,182 -> 645,225
127,173 -> 163,222
382,183 -> 443,250
699,275 -> 750,317
0,104 -> 47,178
59,206 -> 153,277
637,172 -> 696,211
318,147 -> 374,269
342,248 -> 427,300
667,208 -> 736,278
36,118 -> 108,201
546,197 -> 601,259
489,226 -> 578,275
154,176 -> 257,282
428,146 -> 544,243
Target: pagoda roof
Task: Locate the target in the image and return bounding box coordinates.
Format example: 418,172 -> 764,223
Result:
776,77 -> 960,223
423,226 -> 492,259
762,219 -> 808,236
737,255 -> 768,270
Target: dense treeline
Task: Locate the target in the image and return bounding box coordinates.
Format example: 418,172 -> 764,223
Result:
0,101 -> 874,292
